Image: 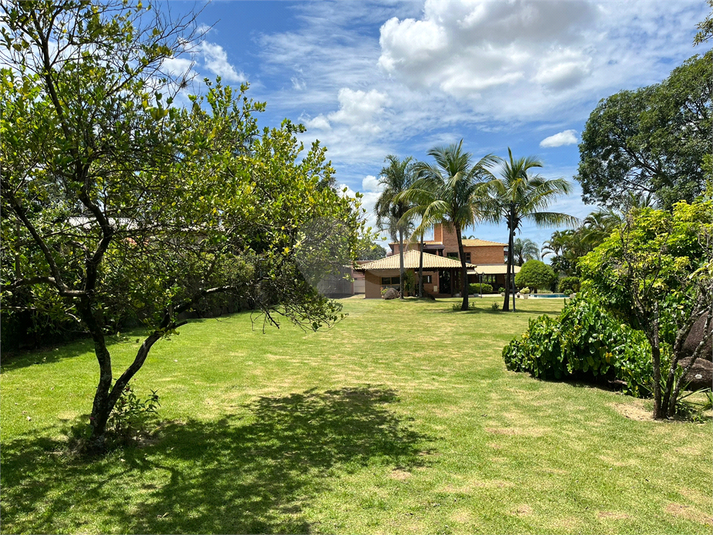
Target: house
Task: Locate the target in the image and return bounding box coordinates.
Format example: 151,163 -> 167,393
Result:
355,223 -> 520,298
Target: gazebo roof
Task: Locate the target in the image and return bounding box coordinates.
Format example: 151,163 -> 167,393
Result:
355,250 -> 476,271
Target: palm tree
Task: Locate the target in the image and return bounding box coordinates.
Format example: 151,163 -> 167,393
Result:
487,149 -> 578,311
541,230 -> 572,259
397,178 -> 441,298
406,140 -> 498,310
375,155 -> 415,299
512,237 -> 540,266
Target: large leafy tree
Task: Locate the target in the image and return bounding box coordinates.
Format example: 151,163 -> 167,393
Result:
488,149 -> 576,311
576,51 -> 712,210
0,0 -> 360,451
410,141 -> 497,310
579,201 -> 713,419
375,155 -> 415,299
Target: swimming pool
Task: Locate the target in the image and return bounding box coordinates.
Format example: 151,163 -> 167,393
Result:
530,293 -> 569,298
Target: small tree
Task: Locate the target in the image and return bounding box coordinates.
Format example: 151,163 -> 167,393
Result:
0,0 -> 361,451
515,260 -> 555,293
580,201 -> 713,418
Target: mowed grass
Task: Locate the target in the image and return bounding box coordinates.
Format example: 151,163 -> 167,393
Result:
2,296 -> 711,534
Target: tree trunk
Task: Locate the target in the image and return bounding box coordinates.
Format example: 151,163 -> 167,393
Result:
77,300 -> 114,452
457,226 -> 469,311
398,228 -> 405,299
419,230 -> 424,298
649,306 -> 664,419
503,215 -> 515,312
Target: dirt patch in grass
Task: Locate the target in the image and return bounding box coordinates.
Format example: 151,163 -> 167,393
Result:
611,402 -> 655,421
439,479 -> 513,493
485,426 -> 548,437
597,511 -> 630,520
389,469 -> 411,481
514,504 -> 533,515
450,509 -> 473,523
678,486 -> 712,503
665,503 -> 713,525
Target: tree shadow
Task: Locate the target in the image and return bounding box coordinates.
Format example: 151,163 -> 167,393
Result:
0,318 -> 215,372
2,386 -> 433,534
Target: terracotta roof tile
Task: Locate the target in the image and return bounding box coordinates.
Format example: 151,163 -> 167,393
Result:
355,250 -> 476,271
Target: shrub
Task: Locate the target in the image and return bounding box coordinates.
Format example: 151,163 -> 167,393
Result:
498,287 -> 505,294
520,287 -> 531,294
106,383 -> 160,446
502,294 -> 653,397
558,276 -> 580,295
469,283 -> 494,294
515,260 -> 556,291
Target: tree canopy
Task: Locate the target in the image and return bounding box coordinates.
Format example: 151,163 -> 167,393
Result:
515,260 -> 555,291
487,149 -> 576,311
410,140 -> 497,310
576,51 -> 712,209
0,0 -> 361,451
579,200 -> 713,418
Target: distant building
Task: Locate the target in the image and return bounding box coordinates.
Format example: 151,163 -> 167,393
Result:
355,223 -> 520,298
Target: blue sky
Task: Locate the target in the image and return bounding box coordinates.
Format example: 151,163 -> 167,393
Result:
167,0 -> 709,250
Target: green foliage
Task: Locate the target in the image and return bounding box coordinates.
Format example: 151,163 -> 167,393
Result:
0,0 -> 363,444
512,237 -> 540,265
515,260 -> 555,290
469,283 -> 494,294
491,302 -> 499,311
503,295 -> 654,397
402,270 -> 416,295
486,148 -> 576,311
558,276 -> 580,295
105,383 -> 160,446
576,51 -> 712,209
579,200 -> 712,338
519,287 -> 531,294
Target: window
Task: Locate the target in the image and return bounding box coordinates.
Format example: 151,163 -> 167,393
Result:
381,277 -> 390,285
464,252 -> 471,263
421,275 -> 432,284
483,274 -> 497,284
447,252 -> 458,259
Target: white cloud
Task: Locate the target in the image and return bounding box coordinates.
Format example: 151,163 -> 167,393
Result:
361,174 -> 382,192
162,56 -> 194,77
327,88 -> 389,134
196,41 -> 245,83
378,0 -> 598,107
540,129 -> 578,148
304,114 -> 331,131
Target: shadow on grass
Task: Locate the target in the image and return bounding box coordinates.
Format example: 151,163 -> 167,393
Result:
2,386 -> 432,534
0,319 -> 215,373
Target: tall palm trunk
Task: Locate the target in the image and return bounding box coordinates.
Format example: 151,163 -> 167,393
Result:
418,230 -> 424,298
503,210 -> 515,312
456,226 -> 469,311
398,228 -> 405,299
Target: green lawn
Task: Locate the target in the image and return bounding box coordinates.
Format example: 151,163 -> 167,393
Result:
2,297 -> 711,534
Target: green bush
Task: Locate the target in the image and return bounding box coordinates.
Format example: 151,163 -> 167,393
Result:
557,276 -> 580,295
502,294 -> 653,397
515,260 -> 556,291
106,383 -> 161,447
468,283 -> 494,294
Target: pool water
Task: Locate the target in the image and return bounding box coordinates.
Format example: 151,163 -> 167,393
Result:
531,293 -> 569,298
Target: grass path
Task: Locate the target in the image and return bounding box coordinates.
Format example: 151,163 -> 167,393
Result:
2,297 -> 711,534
